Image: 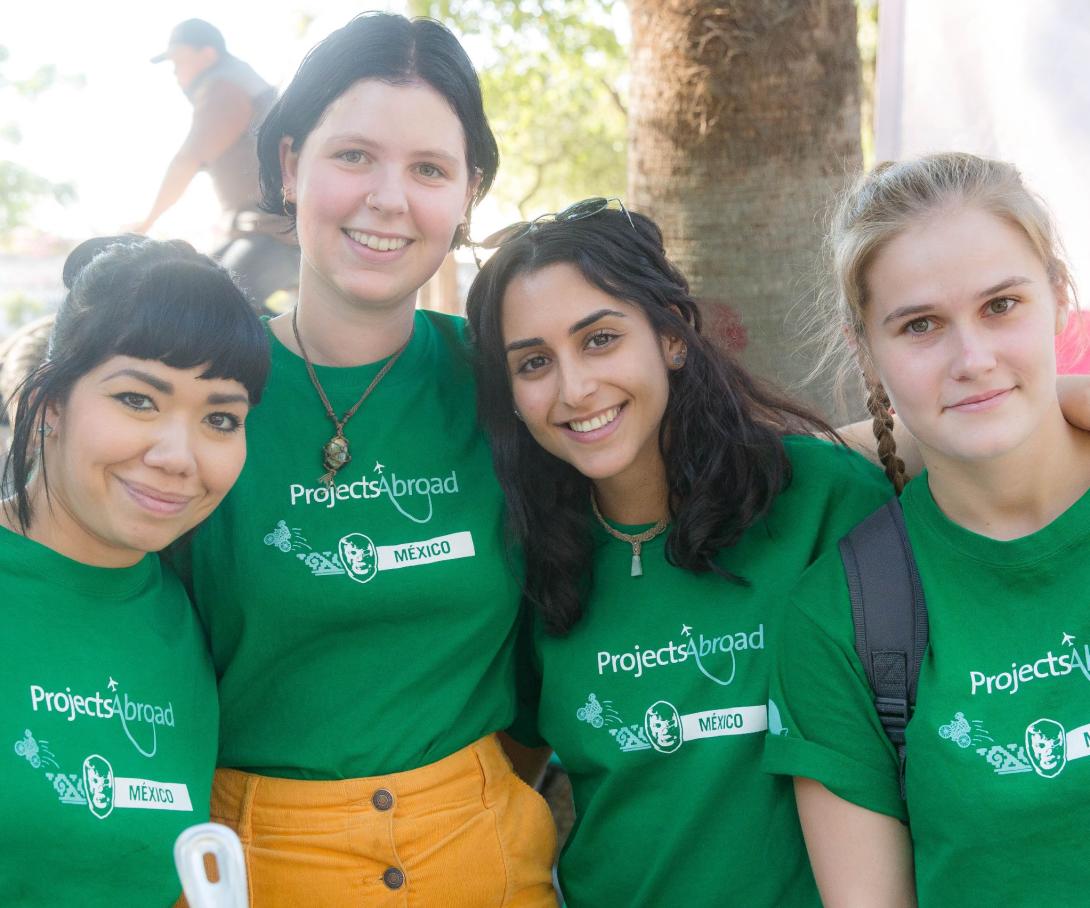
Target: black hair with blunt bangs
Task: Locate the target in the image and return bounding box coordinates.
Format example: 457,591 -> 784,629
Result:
466,209 -> 836,636
257,12 -> 499,248
3,235 -> 269,532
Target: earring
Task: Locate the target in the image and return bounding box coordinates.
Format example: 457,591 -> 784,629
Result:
281,186 -> 294,209
39,422 -> 53,437
513,407 -> 524,421
672,344 -> 688,368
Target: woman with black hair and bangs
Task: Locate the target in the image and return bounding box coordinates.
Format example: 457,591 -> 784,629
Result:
0,235 -> 268,906
465,203 -> 893,907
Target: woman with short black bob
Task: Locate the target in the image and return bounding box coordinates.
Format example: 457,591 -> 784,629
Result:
466,204 -> 892,906
1,235 -> 267,906
176,12 -> 559,906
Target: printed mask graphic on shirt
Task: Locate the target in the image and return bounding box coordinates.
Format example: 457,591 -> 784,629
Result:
339,534 -> 378,583
1026,719 -> 1066,778
646,701 -> 683,753
263,520 -> 476,583
287,460 -> 460,523
83,754 -> 114,819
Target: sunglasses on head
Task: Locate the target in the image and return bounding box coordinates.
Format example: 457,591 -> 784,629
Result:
471,197 -> 636,267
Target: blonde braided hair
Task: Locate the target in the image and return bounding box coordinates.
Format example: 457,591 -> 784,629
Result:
865,382 -> 906,495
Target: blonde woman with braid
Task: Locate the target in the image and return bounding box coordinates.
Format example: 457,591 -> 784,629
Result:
765,152 -> 1090,906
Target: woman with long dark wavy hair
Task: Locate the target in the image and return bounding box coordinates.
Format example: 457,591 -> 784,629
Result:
465,202 -> 892,907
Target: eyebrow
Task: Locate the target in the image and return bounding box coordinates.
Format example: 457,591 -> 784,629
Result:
570,309 -> 627,334
978,275 -> 1032,297
325,133 -> 461,165
102,368 -> 171,393
206,392 -> 250,406
504,309 -> 628,353
882,276 -> 1034,325
101,368 -> 248,406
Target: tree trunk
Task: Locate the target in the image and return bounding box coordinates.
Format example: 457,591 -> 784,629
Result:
628,0 -> 861,419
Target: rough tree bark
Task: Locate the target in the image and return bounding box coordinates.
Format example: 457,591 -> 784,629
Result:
628,0 -> 861,418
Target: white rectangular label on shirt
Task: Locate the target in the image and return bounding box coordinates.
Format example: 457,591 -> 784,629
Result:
376,531 -> 476,572
1065,722 -> 1090,761
113,778 -> 193,812
681,704 -> 767,741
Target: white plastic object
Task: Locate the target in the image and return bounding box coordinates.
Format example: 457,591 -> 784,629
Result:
174,822 -> 249,908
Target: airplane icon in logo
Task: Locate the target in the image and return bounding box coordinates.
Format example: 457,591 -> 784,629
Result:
680,624 -> 692,637
107,677 -> 118,692
374,462 -> 385,474
1062,633 -> 1076,647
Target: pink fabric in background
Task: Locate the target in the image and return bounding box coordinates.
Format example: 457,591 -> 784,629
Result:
1057,311 -> 1090,374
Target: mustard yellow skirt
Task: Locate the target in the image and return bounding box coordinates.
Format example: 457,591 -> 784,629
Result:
210,734 -> 559,907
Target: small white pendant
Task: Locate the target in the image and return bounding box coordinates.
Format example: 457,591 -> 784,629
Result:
630,553 -> 643,577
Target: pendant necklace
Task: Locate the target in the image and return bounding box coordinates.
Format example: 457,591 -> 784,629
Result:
291,307 -> 411,487
590,493 -> 669,578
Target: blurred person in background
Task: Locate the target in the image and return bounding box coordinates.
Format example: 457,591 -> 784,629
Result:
137,18 -> 299,310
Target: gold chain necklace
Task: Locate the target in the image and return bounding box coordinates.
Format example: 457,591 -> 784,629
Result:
291,307 -> 411,487
590,493 -> 668,578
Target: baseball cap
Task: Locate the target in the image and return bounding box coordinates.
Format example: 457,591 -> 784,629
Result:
150,19 -> 227,63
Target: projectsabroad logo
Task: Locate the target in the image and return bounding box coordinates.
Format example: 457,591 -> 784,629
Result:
29,682 -> 174,729
288,460 -> 460,524
968,632 -> 1090,696
596,623 -> 765,686
27,677 -> 175,758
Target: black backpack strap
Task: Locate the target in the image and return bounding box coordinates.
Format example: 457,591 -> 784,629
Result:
838,498 -> 928,802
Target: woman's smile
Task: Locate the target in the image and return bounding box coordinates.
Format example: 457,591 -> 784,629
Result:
561,403 -> 626,440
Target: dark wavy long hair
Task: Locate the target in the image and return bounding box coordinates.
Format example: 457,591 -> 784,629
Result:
466,208 -> 835,635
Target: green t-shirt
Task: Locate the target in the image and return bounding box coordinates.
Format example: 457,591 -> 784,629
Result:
0,526 -> 217,906
764,473 -> 1090,906
179,311 -> 522,779
513,437 -> 890,907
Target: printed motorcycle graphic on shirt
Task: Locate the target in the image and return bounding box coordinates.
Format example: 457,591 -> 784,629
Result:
264,522 -> 476,584
938,712 -> 993,749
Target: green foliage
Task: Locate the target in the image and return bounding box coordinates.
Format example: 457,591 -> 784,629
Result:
0,291 -> 49,331
0,162 -> 75,234
411,0 -> 628,217
0,46 -> 80,237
